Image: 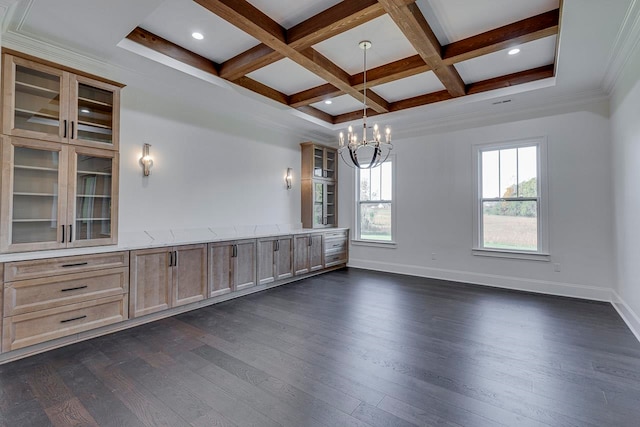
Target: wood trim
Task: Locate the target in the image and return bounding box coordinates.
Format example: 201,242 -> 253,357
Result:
195,0 -> 390,113
295,105 -> 334,123
376,0 -> 466,97
125,27 -> 219,77
289,84 -> 341,108
2,49 -> 125,88
442,9 -> 560,65
232,76 -> 289,105
219,44 -> 282,80
389,90 -> 453,112
466,64 -> 555,95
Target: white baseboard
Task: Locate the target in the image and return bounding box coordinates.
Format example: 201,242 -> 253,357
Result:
347,259 -> 613,301
612,291 -> 640,342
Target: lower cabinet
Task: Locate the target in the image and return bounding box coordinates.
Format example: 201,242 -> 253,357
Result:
2,252 -> 129,352
294,233 -> 324,275
209,239 -> 256,297
257,236 -> 293,285
129,244 -> 207,318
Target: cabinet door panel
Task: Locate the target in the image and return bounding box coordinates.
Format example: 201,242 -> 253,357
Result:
276,237 -> 294,280
173,244 -> 207,307
310,234 -> 324,272
2,55 -> 69,143
235,240 -> 256,291
294,235 -> 310,275
69,75 -> 120,150
1,137 -> 68,252
257,238 -> 276,285
209,243 -> 233,298
130,249 -> 171,318
67,146 -> 118,247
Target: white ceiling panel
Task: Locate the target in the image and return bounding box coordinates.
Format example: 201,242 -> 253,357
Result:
374,71 -> 445,102
313,15 -> 418,75
311,94 -> 363,116
247,58 -> 327,95
140,0 -> 258,63
456,36 -> 557,84
417,0 -> 559,45
248,0 -> 343,28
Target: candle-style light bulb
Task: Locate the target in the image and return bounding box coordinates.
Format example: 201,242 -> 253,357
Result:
339,132 -> 344,147
385,126 -> 391,143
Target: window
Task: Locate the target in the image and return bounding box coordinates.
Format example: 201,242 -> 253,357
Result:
473,139 -> 548,258
356,158 -> 394,243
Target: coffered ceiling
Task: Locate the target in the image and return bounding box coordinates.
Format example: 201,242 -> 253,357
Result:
128,0 -> 561,125
3,0 -> 635,140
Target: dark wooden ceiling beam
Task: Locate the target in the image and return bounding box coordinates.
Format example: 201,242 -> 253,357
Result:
195,0 -> 389,113
333,65 -> 555,124
377,0 -> 466,97
295,105 -> 335,123
290,84 -> 342,108
232,76 -> 289,105
466,64 -> 554,95
126,27 -> 219,76
219,44 -> 283,80
442,9 -> 560,65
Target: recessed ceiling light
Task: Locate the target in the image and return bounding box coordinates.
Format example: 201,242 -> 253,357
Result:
192,32 -> 204,40
324,100 -> 333,105
80,107 -> 91,114
508,48 -> 521,55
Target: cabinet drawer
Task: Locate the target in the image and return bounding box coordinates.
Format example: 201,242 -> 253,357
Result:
2,294 -> 128,352
325,251 -> 347,267
4,267 -> 129,317
324,238 -> 347,253
324,230 -> 348,240
4,252 -> 129,282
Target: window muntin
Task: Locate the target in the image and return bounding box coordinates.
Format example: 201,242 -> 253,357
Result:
357,160 -> 393,242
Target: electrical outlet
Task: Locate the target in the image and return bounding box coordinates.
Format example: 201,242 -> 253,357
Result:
431,253 -> 437,260
554,263 -> 561,272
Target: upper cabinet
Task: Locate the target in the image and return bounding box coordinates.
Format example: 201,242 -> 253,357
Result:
0,136 -> 118,252
2,53 -> 121,151
301,142 -> 338,229
301,142 -> 337,182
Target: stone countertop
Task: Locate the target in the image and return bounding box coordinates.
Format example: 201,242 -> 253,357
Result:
0,225 -> 349,263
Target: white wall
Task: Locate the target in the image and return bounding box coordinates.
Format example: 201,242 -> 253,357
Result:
340,102 -> 616,300
115,66 -> 302,233
611,38 -> 640,337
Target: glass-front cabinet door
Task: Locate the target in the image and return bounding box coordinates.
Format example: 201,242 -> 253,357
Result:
0,136 -> 68,252
312,182 -> 337,228
69,75 -> 120,150
68,147 -> 118,247
312,146 -> 337,180
2,55 -> 69,143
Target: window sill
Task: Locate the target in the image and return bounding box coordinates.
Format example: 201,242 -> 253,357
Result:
472,248 -> 550,262
351,239 -> 398,249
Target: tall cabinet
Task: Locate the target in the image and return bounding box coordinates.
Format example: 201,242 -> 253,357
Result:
301,142 -> 338,229
0,52 -> 122,253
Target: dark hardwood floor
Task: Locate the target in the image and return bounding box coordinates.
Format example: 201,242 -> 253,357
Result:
1,267 -> 639,427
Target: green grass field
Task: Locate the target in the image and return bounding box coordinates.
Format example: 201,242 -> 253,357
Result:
483,214 -> 537,251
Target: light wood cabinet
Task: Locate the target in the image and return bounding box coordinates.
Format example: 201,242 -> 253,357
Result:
324,229 -> 349,268
129,244 -> 207,318
257,236 -> 293,285
2,252 -> 129,352
294,233 -> 324,275
209,239 -> 256,296
2,53 -> 121,151
0,135 -> 118,252
301,142 -> 338,229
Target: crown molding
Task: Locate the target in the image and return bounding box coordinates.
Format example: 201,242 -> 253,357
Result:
394,88 -> 609,139
602,0 -> 640,94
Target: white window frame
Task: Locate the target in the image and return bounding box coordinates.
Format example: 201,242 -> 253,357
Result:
353,155 -> 397,248
472,138 -> 550,261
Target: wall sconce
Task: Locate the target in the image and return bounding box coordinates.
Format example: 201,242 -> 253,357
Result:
285,167 -> 293,190
140,143 -> 153,176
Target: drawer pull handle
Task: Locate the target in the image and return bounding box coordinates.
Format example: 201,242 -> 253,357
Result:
61,285 -> 88,292
60,315 -> 87,323
332,243 -> 342,247
61,262 -> 88,268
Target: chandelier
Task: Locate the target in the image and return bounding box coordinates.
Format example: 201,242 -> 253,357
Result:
338,41 -> 392,169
